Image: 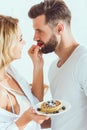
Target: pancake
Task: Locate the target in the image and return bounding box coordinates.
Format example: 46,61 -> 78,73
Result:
40,100 -> 62,114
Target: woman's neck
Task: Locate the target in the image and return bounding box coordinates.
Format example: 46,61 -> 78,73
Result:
0,67 -> 8,82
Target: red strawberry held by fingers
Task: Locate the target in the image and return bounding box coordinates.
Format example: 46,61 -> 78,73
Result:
37,42 -> 43,47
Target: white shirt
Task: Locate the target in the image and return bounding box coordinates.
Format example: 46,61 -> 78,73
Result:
0,65 -> 41,130
48,45 -> 87,130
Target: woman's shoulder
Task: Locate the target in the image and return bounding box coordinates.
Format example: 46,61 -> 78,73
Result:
7,64 -> 18,75
7,64 -> 26,82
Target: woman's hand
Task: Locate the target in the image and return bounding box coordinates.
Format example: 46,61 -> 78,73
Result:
28,45 -> 44,68
26,107 -> 49,124
28,45 -> 44,101
16,107 -> 49,129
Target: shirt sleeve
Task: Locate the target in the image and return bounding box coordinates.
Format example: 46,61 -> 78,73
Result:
0,122 -> 18,130
32,94 -> 39,104
0,107 -> 19,130
74,54 -> 87,95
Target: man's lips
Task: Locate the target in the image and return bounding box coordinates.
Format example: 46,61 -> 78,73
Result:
37,42 -> 43,47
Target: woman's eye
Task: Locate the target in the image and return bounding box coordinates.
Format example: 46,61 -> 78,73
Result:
19,38 -> 22,42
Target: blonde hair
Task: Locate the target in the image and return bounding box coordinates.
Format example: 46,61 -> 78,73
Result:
0,15 -> 19,69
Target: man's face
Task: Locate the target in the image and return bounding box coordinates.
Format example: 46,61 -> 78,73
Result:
40,34 -> 58,54
33,14 -> 58,54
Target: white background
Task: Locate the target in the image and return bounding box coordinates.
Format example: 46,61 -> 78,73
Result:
0,0 -> 87,130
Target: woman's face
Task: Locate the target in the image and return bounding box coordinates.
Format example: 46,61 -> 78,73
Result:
10,27 -> 26,60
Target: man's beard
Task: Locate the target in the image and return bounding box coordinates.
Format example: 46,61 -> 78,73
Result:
40,34 -> 58,54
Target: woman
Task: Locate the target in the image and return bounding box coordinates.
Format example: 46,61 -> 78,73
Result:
0,15 -> 48,130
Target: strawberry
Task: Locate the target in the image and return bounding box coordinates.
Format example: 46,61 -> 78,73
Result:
37,42 -> 43,47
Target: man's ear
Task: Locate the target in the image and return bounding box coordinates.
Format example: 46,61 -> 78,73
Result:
56,22 -> 64,34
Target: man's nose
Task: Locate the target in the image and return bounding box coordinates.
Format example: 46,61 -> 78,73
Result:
33,33 -> 40,41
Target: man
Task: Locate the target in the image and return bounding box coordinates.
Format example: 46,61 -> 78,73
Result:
28,0 -> 87,130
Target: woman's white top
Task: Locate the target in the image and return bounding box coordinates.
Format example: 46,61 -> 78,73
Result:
0,65 -> 41,130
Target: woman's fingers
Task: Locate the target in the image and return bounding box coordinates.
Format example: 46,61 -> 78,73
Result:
28,45 -> 40,55
28,107 -> 49,124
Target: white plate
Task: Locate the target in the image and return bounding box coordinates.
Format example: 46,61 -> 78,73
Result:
33,99 -> 71,117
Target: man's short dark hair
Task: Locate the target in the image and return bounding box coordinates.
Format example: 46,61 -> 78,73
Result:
28,0 -> 71,26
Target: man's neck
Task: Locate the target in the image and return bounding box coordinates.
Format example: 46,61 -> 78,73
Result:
56,43 -> 79,67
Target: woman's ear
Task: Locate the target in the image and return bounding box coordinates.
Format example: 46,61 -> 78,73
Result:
56,22 -> 64,34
